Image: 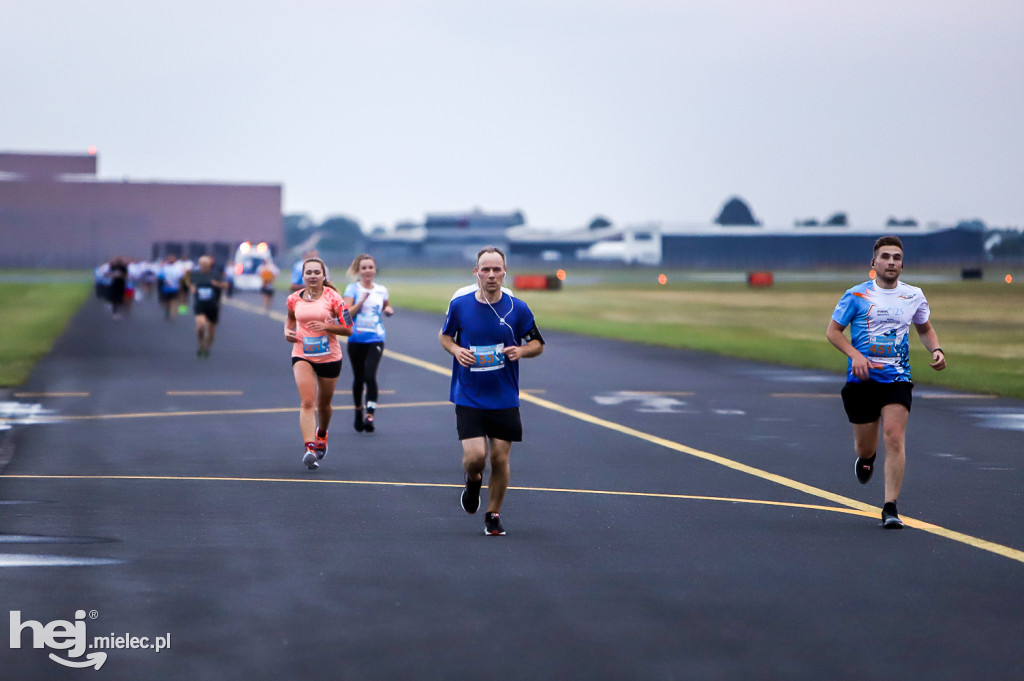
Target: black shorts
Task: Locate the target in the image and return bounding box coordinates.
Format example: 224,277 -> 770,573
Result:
158,289 -> 179,303
292,357 -> 343,379
455,405 -> 523,442
840,380 -> 913,424
194,303 -> 219,324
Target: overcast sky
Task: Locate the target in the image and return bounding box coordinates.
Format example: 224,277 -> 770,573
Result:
2,1 -> 1022,230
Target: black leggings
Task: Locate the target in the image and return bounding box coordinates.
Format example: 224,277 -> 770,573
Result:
348,341 -> 384,408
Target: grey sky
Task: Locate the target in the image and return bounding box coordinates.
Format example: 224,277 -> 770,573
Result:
3,0 -> 1022,229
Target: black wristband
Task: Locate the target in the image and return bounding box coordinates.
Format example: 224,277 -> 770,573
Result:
932,347 -> 943,354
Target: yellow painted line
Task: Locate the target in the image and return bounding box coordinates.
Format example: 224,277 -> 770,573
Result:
771,392 -> 997,400
0,474 -> 873,518
771,393 -> 838,399
166,391 -> 244,396
232,297 -> 1024,565
13,392 -> 90,397
384,348 -> 450,376
624,391 -> 695,396
222,298 -> 278,317
916,393 -> 998,400
37,401 -> 449,422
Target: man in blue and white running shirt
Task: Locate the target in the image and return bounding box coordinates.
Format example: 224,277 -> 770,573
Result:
440,247 -> 545,536
826,236 -> 947,529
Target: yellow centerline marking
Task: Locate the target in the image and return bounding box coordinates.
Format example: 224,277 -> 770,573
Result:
771,392 -> 998,400
0,474 -> 875,518
770,393 -> 838,399
166,391 -> 244,396
915,393 -> 998,400
2,401 -> 449,423
13,392 -> 90,397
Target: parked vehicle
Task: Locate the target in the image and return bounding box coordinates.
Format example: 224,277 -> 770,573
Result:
231,241 -> 275,291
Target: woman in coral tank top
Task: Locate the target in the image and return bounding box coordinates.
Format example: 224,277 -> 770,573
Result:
284,257 -> 353,470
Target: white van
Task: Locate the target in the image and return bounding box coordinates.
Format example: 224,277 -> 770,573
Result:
230,241 -> 275,291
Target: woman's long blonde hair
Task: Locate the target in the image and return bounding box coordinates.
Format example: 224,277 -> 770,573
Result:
347,253 -> 376,281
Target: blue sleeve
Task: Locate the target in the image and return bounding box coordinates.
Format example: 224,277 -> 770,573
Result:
441,299 -> 460,338
831,291 -> 856,327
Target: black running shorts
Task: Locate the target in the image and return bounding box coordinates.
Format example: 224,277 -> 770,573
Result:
291,357 -> 342,379
840,380 -> 913,424
194,302 -> 219,324
455,405 -> 523,442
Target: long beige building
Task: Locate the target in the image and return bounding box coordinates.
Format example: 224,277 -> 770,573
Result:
0,151 -> 282,268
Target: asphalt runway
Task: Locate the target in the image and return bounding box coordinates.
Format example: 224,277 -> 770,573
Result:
1,289 -> 1022,680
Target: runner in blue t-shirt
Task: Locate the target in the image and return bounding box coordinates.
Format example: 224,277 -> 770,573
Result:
343,254 -> 394,433
826,236 -> 947,529
439,247 -> 545,536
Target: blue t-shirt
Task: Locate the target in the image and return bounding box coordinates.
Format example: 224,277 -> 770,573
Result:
831,279 -> 931,383
290,260 -> 305,287
441,290 -> 538,409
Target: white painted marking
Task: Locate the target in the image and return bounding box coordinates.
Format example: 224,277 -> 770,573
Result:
593,391 -> 689,413
965,408 -> 1024,432
0,534 -> 110,544
0,401 -> 62,430
0,554 -> 123,567
713,409 -> 746,416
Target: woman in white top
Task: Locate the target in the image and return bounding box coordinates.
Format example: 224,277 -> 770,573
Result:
343,254 -> 394,432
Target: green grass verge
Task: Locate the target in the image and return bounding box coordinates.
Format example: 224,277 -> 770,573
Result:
385,276 -> 1024,401
0,281 -> 92,387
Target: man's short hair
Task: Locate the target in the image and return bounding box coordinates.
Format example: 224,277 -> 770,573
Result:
873,236 -> 904,255
476,246 -> 507,267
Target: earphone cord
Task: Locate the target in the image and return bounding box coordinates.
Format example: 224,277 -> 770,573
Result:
483,294 -> 517,342
483,294 -> 512,323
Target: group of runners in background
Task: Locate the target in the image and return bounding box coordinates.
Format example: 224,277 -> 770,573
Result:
93,253 -> 233,358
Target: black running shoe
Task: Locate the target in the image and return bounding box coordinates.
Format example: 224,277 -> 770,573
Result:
363,413 -> 375,433
855,452 -> 876,484
882,502 -> 904,529
353,409 -> 365,432
484,512 -> 506,536
461,474 -> 482,514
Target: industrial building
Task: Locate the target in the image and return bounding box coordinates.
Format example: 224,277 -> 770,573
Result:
367,210 -> 985,269
0,151 -> 282,268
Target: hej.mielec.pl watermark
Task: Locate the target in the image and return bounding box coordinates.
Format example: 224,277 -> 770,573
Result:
10,610 -> 171,670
